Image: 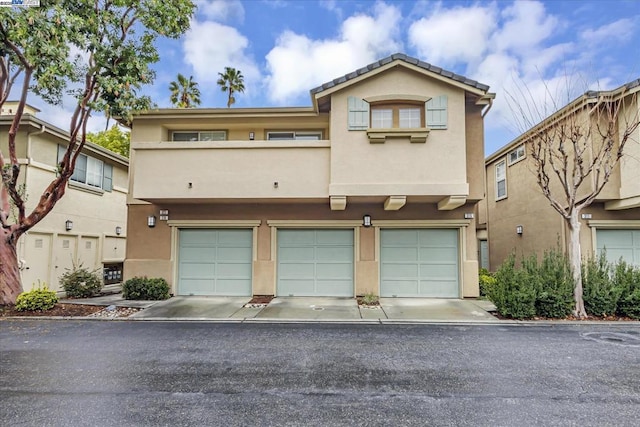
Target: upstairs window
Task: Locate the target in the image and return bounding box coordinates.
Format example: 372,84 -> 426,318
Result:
348,95 -> 448,131
508,144 -> 526,165
57,145 -> 113,192
267,131 -> 322,140
495,159 -> 507,200
370,104 -> 425,129
172,131 -> 226,141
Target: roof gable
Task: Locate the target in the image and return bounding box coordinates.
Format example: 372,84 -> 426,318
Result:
310,53 -> 490,99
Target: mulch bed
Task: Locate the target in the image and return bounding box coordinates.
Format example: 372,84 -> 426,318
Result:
247,295 -> 274,304
1,303 -> 104,317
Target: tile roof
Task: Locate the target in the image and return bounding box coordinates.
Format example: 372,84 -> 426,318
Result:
310,53 -> 490,95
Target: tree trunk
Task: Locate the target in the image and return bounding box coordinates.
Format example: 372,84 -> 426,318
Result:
568,211 -> 587,318
0,228 -> 22,305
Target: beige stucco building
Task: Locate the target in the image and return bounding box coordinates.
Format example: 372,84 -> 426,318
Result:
0,103 -> 128,292
126,54 -> 494,298
484,79 -> 640,270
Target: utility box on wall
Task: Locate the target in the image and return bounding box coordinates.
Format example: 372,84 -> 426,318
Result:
103,262 -> 123,285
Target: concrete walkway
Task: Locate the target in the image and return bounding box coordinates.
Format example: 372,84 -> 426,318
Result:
62,293 -> 500,323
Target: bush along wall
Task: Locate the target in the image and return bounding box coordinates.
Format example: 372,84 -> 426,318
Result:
489,249 -> 640,319
122,277 -> 170,300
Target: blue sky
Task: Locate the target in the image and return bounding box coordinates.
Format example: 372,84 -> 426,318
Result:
31,0 -> 640,155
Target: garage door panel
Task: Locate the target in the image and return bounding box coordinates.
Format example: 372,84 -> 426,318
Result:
180,263 -> 215,278
419,247 -> 457,262
279,247 -> 315,261
316,246 -> 353,260
179,279 -> 214,295
279,262 -> 315,277
215,279 -> 252,296
316,230 -> 353,245
180,247 -> 217,261
217,247 -> 252,261
316,262 -> 353,278
279,230 -> 315,245
424,281 -> 459,298
381,247 -> 418,262
278,279 -> 315,296
420,229 -> 457,245
181,231 -> 216,245
217,230 -> 251,244
382,263 -> 419,278
421,264 -> 458,279
384,230 -> 419,245
597,229 -> 640,268
384,280 -> 420,296
316,280 -> 353,296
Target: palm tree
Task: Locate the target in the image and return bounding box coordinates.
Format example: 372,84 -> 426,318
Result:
169,74 -> 201,108
217,67 -> 245,108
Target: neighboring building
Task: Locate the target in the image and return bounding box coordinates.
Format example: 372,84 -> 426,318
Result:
0,102 -> 129,292
485,80 -> 640,271
126,53 -> 494,298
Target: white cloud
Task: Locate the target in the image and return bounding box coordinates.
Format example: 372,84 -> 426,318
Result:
182,20 -> 260,103
491,1 -> 558,53
195,0 -> 245,22
265,1 -> 402,103
580,18 -> 635,43
408,4 -> 497,66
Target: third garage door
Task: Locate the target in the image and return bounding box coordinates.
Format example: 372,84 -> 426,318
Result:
277,229 -> 354,297
381,229 -> 459,298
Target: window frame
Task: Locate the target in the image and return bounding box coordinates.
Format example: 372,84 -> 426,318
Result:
266,131 -> 323,141
495,159 -> 507,201
369,102 -> 425,129
508,144 -> 526,165
171,131 -> 227,141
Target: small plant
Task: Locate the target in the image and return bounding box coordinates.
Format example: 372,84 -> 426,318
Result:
15,283 -> 58,311
478,268 -> 496,297
122,277 -> 170,300
59,263 -> 103,298
359,292 -> 379,306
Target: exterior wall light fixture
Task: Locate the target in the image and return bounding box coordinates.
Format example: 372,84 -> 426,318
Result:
65,220 -> 73,231
363,214 -> 372,228
516,225 -> 523,235
115,226 -> 122,235
249,131 -> 255,140
147,215 -> 156,228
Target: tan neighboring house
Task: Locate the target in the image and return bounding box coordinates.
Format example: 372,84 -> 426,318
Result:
484,79 -> 640,271
0,102 -> 128,293
126,53 -> 495,299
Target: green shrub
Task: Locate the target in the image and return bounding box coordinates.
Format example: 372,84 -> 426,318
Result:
613,260 -> 640,318
15,283 -> 58,311
489,254 -> 536,319
534,248 -> 574,318
582,253 -> 622,316
59,264 -> 103,298
122,277 -> 170,300
478,268 -> 496,297
360,292 -> 379,305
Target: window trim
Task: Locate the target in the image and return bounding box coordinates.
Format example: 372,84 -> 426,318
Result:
495,159 -> 507,201
370,102 -> 426,129
508,144 -> 526,165
266,131 -> 323,140
171,130 -> 227,141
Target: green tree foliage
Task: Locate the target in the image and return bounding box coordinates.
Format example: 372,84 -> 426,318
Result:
216,66 -> 245,108
169,73 -> 201,108
0,0 -> 195,305
86,125 -> 130,157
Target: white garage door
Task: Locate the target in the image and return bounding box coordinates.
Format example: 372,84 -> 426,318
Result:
381,229 -> 459,298
597,229 -> 640,267
277,229 -> 354,297
178,229 -> 252,296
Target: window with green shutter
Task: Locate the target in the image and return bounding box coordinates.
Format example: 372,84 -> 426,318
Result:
348,96 -> 370,130
426,95 -> 448,129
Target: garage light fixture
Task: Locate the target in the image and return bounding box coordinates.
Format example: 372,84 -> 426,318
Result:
516,225 -> 523,235
363,214 -> 372,228
147,215 -> 156,228
115,226 -> 122,235
65,220 -> 73,231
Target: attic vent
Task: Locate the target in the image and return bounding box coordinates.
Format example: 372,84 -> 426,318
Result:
85,241 -> 92,249
35,239 -> 43,249
62,240 -> 70,249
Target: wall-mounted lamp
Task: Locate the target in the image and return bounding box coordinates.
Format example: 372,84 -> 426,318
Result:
249,131 -> 255,140
65,220 -> 73,231
147,215 -> 156,228
363,214 -> 372,228
115,226 -> 122,235
464,213 -> 475,219
581,213 -> 592,219
516,225 -> 523,235
273,181 -> 279,188
159,209 -> 169,221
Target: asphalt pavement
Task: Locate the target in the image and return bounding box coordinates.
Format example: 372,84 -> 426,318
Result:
1,321 -> 639,426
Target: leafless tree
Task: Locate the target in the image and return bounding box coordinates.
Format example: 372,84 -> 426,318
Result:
508,80 -> 639,317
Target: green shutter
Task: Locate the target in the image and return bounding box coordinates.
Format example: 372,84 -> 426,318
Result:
426,95 -> 448,129
102,164 -> 113,192
347,96 -> 369,130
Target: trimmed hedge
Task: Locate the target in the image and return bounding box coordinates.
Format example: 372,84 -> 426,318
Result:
122,277 -> 170,300
16,283 -> 58,311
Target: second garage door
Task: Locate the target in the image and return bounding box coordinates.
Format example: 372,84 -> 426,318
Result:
381,229 -> 459,298
277,229 -> 354,296
178,229 -> 252,296
597,229 -> 640,267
